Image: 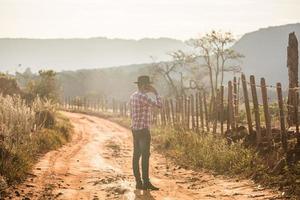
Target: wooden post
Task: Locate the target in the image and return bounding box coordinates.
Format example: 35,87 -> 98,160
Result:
181,96 -> 184,126
199,93 -> 205,131
287,32 -> 299,127
276,83 -> 288,153
203,92 -> 210,132
237,77 -> 240,116
261,77 -> 272,147
296,91 -> 300,144
228,81 -> 235,131
191,94 -> 195,129
233,76 -> 238,128
165,99 -> 169,124
161,100 -> 166,126
250,75 -> 262,146
184,96 -> 189,128
180,96 -> 184,126
170,99 -> 175,126
241,74 -> 253,135
213,89 -> 219,134
187,96 -> 191,129
195,92 -> 199,132
220,86 -> 224,135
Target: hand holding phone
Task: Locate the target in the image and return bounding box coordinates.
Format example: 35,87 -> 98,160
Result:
147,85 -> 158,95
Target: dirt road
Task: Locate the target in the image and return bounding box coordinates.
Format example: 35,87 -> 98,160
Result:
4,112 -> 281,200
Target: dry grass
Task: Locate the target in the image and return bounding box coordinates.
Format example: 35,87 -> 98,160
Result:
0,95 -> 72,185
151,126 -> 256,175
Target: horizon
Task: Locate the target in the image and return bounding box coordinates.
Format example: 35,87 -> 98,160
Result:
0,22 -> 299,41
1,0 -> 299,40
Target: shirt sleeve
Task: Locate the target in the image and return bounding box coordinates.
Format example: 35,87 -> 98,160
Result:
140,93 -> 162,108
129,97 -> 133,117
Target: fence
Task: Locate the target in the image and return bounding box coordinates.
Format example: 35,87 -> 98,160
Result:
61,73 -> 300,163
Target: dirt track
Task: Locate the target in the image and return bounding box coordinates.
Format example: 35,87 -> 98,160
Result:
3,111 -> 282,200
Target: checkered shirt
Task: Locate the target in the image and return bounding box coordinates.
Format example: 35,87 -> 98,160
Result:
129,91 -> 162,130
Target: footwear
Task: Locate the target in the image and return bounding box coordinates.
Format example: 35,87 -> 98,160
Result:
144,182 -> 159,191
135,181 -> 144,190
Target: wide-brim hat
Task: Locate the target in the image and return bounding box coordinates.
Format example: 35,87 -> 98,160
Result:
134,75 -> 153,84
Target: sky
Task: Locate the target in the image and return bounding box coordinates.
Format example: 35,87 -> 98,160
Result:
0,0 -> 299,40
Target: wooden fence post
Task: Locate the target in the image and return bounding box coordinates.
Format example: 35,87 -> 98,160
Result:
187,96 -> 191,129
228,81 -> 235,131
203,92 -> 210,132
191,94 -> 195,130
199,93 -> 205,132
296,91 -> 300,145
261,77 -> 272,147
250,75 -> 262,146
220,86 -> 224,135
241,74 -> 253,135
276,83 -> 288,153
213,89 -> 219,134
161,100 -> 166,126
170,99 -> 175,126
233,76 -> 238,128
195,92 -> 199,132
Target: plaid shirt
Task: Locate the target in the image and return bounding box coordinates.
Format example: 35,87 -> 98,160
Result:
129,91 -> 162,130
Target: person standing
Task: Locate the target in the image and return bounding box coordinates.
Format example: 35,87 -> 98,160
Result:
129,75 -> 162,190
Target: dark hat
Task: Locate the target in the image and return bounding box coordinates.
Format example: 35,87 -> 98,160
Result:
134,75 -> 153,85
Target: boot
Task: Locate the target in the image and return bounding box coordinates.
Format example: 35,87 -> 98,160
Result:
135,180 -> 144,190
144,181 -> 159,191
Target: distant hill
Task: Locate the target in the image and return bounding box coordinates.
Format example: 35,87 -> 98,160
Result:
3,23 -> 300,97
0,37 -> 186,72
233,23 -> 300,86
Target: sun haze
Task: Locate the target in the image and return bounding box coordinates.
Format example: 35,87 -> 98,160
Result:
0,0 -> 299,39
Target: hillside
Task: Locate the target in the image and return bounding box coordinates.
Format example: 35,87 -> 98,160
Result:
5,23 -> 300,99
0,37 -> 186,72
233,23 -> 300,85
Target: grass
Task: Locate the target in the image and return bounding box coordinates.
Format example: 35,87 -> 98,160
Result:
0,113 -> 72,185
0,95 -> 73,185
151,126 -> 256,175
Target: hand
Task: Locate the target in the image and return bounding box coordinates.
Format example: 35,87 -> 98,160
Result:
147,85 -> 158,95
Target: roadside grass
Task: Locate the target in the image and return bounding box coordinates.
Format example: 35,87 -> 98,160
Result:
0,113 -> 72,185
0,95 -> 73,185
151,126 -> 256,175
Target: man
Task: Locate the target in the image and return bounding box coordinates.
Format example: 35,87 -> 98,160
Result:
129,75 -> 162,190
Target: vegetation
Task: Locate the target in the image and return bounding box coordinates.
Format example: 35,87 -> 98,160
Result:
152,127 -> 255,174
0,72 -> 72,188
26,70 -> 60,102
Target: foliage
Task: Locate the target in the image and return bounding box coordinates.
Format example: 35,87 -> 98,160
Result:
150,51 -> 197,97
187,30 -> 244,98
0,95 -> 72,184
27,70 -> 59,101
0,74 -> 23,96
152,127 -> 255,175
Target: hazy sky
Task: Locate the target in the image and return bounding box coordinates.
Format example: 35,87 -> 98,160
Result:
0,0 -> 299,40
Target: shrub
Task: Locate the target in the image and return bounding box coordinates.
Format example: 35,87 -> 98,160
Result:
0,95 -> 71,184
152,127 -> 256,175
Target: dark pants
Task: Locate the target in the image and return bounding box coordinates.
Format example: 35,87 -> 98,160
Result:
132,128 -> 151,183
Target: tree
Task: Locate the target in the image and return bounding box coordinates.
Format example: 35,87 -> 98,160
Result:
27,70 -> 59,101
150,50 -> 195,97
187,30 -> 243,98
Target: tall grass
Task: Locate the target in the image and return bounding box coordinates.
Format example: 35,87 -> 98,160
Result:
0,95 -> 71,184
152,127 -> 256,175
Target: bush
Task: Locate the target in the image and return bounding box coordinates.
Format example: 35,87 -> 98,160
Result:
0,74 -> 23,96
152,127 -> 256,175
0,95 -> 72,184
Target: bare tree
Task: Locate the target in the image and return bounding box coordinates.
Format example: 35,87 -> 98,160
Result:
187,30 -> 243,98
150,50 -> 195,97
